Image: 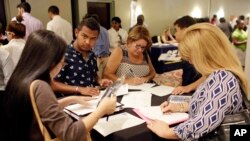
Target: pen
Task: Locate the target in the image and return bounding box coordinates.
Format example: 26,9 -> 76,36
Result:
129,68 -> 136,77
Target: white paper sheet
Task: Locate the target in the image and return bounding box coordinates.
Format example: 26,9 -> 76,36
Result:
128,83 -> 156,91
93,112 -> 145,137
64,99 -> 122,116
145,85 -> 174,97
115,84 -> 129,96
134,106 -> 189,125
121,91 -> 152,108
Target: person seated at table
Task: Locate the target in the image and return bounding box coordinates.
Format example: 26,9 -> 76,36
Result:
0,16 -> 26,86
171,15 -> 205,95
103,25 -> 156,85
1,30 -> 117,141
51,18 -> 112,97
147,23 -> 248,140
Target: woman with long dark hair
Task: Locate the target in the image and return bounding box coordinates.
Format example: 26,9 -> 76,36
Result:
1,30 -> 116,141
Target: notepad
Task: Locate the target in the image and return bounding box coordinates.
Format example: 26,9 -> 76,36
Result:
133,106 -> 189,125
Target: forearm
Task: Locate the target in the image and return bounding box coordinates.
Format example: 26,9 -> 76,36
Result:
187,76 -> 206,91
164,128 -> 180,140
82,109 -> 104,131
58,96 -> 77,108
51,80 -> 78,94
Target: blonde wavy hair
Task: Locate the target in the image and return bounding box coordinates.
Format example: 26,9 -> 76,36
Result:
127,25 -> 152,49
179,23 -> 248,94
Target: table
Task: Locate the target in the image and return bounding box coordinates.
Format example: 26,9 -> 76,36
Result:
148,44 -> 182,74
90,94 -> 171,141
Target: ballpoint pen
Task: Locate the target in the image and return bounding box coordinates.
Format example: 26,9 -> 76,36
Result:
129,68 -> 136,77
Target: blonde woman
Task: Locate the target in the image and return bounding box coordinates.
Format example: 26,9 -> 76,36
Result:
147,23 -> 248,140
104,26 -> 156,85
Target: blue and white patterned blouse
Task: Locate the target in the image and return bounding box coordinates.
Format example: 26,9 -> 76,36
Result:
55,44 -> 98,88
173,70 -> 243,140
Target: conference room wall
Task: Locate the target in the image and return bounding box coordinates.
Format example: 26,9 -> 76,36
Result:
78,0 -> 250,35
4,0 -> 250,36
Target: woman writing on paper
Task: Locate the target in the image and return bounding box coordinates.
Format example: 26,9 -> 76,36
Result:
1,30 -> 116,141
147,23 -> 248,140
103,26 -> 156,85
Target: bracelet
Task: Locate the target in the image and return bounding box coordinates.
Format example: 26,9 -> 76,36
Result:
75,86 -> 79,92
179,103 -> 184,112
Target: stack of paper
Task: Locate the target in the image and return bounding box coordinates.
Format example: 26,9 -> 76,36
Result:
133,106 -> 189,125
93,112 -> 145,136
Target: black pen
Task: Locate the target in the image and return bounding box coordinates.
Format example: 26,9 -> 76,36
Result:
129,68 -> 136,77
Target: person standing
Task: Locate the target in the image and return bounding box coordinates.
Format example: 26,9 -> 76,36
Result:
12,2 -> 43,40
47,5 -> 73,44
232,19 -> 248,67
108,17 -> 128,52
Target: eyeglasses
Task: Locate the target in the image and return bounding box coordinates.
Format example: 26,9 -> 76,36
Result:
134,43 -> 147,51
5,31 -> 15,36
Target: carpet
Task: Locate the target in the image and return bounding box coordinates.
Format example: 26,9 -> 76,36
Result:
153,69 -> 182,87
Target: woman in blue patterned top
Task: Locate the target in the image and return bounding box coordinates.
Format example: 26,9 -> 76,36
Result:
147,23 -> 248,140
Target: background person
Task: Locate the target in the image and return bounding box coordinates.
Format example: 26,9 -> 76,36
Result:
0,16 -> 25,86
108,16 -> 128,52
47,5 -> 73,44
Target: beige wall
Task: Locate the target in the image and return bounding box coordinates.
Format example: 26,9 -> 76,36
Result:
5,0 -> 72,28
4,0 -> 250,35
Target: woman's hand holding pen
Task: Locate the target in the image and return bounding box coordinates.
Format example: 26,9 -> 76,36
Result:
160,101 -> 180,113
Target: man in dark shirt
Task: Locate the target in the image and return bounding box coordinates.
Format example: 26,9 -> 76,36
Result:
171,16 -> 205,95
51,18 -> 112,97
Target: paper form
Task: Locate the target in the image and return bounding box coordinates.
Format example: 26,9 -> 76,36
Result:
133,106 -> 189,125
128,83 -> 156,91
93,112 -> 145,136
145,85 -> 174,97
121,91 -> 152,108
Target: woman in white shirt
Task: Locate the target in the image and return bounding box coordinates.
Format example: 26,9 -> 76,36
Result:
0,16 -> 26,85
108,17 -> 128,52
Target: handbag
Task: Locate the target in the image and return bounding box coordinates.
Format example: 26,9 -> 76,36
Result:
199,84 -> 250,141
30,80 -> 92,141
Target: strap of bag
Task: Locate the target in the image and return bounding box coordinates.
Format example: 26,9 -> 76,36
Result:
29,80 -> 54,141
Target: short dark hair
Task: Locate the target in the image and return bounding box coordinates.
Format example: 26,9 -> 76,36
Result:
174,15 -> 196,29
77,18 -> 100,33
48,5 -> 59,15
6,16 -> 26,38
83,14 -> 100,23
18,2 -> 31,13
112,17 -> 121,24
